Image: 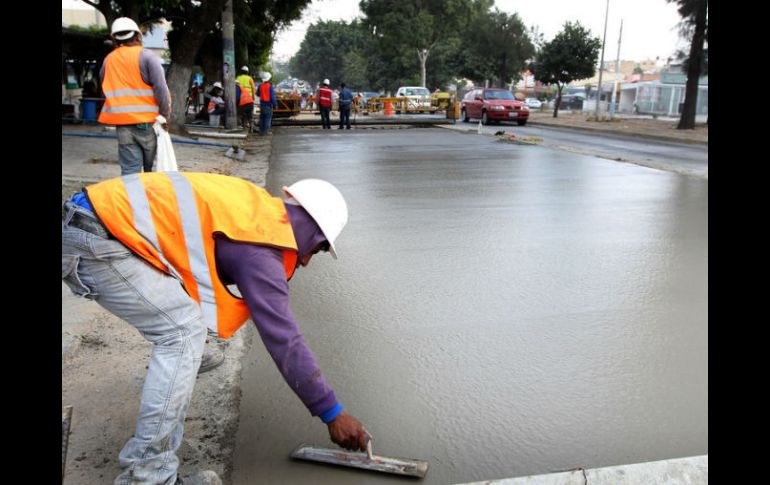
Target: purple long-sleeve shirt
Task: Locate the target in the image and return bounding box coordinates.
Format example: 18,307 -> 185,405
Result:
214,203 -> 339,419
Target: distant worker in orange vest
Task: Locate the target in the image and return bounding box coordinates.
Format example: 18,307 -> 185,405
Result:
257,71 -> 277,136
62,174 -> 371,484
318,79 -> 333,130
99,17 -> 171,175
235,66 -> 256,131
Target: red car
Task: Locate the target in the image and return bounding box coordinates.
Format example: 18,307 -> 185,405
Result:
461,88 -> 530,126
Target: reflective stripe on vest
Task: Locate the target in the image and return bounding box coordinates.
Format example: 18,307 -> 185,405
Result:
236,75 -> 255,105
98,46 -> 161,125
85,173 -> 299,338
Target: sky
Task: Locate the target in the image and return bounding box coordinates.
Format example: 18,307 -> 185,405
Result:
270,0 -> 687,63
63,0 -> 689,64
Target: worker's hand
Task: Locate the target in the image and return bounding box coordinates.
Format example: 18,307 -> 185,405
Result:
327,412 -> 369,452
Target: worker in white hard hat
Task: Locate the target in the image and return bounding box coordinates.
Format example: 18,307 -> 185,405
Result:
235,66 -> 256,130
318,79 -> 333,129
98,17 -> 171,175
207,81 -> 226,118
62,173 -> 369,484
256,71 -> 277,135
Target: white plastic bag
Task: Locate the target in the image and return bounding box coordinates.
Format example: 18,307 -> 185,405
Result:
153,115 -> 178,172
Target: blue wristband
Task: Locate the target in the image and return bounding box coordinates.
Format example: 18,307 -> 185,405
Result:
319,402 -> 343,423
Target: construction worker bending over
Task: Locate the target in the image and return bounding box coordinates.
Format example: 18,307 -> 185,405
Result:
62,173 -> 371,484
99,17 -> 171,175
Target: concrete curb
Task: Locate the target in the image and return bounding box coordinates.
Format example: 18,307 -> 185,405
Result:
456,455 -> 708,485
526,120 -> 708,146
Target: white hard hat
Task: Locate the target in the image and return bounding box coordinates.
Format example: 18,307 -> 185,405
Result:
323,78 -> 330,86
111,17 -> 141,40
261,72 -> 272,82
283,179 -> 348,259
212,82 -> 223,89
241,66 -> 249,72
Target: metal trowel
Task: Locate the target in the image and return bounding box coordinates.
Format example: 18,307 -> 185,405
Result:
290,439 -> 429,478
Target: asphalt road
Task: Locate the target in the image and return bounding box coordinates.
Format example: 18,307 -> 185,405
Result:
450,121 -> 708,178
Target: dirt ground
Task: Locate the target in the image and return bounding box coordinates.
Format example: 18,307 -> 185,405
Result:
527,110 -> 708,144
61,123 -> 272,484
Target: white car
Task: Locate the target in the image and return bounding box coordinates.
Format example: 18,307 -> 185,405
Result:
524,98 -> 542,109
395,86 -> 432,111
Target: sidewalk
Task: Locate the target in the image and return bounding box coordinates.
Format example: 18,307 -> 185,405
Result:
526,110 -> 708,145
457,455 -> 707,485
61,124 -> 272,484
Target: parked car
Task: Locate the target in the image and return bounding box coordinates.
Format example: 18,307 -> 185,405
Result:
461,88 -> 530,125
548,94 -> 585,111
524,98 -> 542,109
395,86 -> 432,112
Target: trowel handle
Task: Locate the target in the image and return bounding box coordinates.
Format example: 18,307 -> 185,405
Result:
365,436 -> 374,460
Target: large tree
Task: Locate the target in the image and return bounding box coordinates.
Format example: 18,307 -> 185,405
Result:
83,0 -> 227,131
458,7 -> 534,88
81,0 -> 309,131
530,21 -> 601,118
289,20 -> 367,88
360,0 -> 471,90
668,0 -> 708,129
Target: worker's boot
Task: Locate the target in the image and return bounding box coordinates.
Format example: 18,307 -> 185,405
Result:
198,342 -> 225,374
175,470 -> 222,484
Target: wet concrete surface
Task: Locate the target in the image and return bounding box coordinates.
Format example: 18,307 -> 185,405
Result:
233,128 -> 708,484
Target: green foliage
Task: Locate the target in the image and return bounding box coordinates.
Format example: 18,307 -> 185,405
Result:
360,0 -> 473,90
530,21 -> 601,90
457,7 -> 534,87
66,24 -> 110,36
289,20 -> 367,87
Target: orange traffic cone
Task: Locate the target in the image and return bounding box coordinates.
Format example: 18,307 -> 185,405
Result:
384,101 -> 394,117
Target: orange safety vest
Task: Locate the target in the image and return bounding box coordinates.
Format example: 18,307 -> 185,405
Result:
208,97 -> 223,114
259,82 -> 272,102
85,172 -> 299,338
98,45 -> 161,125
318,87 -> 332,107
236,74 -> 255,106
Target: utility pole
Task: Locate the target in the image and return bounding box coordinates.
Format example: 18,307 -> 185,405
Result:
222,0 -> 237,129
594,0 -> 609,117
610,19 -> 623,118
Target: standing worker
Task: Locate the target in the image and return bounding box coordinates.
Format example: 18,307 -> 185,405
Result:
235,66 -> 256,131
62,173 -> 371,484
257,71 -> 277,136
318,79 -> 333,130
338,82 -> 354,130
98,17 -> 171,175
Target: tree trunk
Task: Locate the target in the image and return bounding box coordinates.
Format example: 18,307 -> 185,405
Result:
165,0 -> 227,132
167,63 -> 194,133
552,86 -> 562,118
167,27 -> 211,132
418,48 -> 429,87
677,0 -> 707,130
